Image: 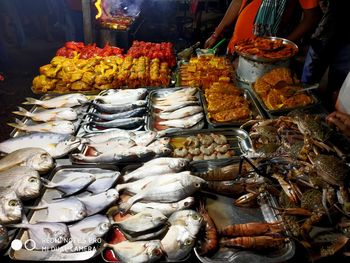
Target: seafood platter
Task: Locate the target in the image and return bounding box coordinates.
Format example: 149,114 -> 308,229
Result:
146,87 -> 205,133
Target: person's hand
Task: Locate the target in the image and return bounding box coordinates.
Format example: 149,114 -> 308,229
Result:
326,111 -> 350,137
204,35 -> 217,49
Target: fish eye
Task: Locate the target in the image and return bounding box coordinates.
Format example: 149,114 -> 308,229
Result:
9,200 -> 19,206
195,183 -> 201,188
192,214 -> 199,220
184,239 -> 192,246
152,248 -> 162,257
29,177 -> 38,183
184,202 -> 189,207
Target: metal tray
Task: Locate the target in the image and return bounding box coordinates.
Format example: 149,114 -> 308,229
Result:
166,128 -> 253,164
145,87 -> 205,132
31,86 -> 102,95
9,163 -> 118,261
201,87 -> 266,127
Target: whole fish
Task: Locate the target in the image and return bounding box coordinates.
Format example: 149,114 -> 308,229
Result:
159,112 -> 203,128
86,107 -> 146,121
60,214 -> 110,251
119,173 -> 205,212
86,171 -> 121,194
161,224 -> 196,261
41,172 -> 96,196
154,95 -> 198,106
13,107 -> 78,122
0,132 -> 81,158
133,131 -> 158,147
159,106 -> 203,120
95,88 -> 147,104
23,94 -> 88,108
87,117 -> 144,129
87,138 -> 136,153
129,197 -> 195,217
83,129 -> 136,144
138,157 -> 189,167
0,147 -> 54,174
114,208 -> 167,236
123,158 -> 188,182
0,189 -> 22,225
86,100 -> 147,114
27,197 -> 86,223
0,224 -> 9,250
154,101 -> 199,112
168,210 -> 203,236
104,240 -> 163,263
155,88 -> 197,102
8,119 -> 75,135
8,216 -> 70,249
0,166 -> 41,200
77,189 -> 119,216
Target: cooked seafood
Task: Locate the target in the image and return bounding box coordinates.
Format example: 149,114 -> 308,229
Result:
8,119 -> 75,135
86,117 -> 144,129
95,88 -> 147,104
159,112 -> 203,128
23,93 -> 88,108
86,171 -> 121,194
0,189 -> 22,225
41,172 -> 96,196
13,107 -> 78,122
0,147 -> 54,174
85,100 -> 147,114
86,107 -> 146,121
159,106 -> 203,120
0,224 -> 8,250
0,132 -> 81,158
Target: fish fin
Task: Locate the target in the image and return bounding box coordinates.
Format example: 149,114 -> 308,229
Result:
43,227 -> 54,236
40,177 -> 56,188
12,107 -> 31,117
80,227 -> 96,233
25,199 -> 48,210
23,97 -> 41,105
119,195 -> 141,214
106,205 -> 120,223
7,119 -> 26,130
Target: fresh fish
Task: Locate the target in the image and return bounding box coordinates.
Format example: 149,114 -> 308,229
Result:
114,208 -> 167,236
119,173 -> 205,212
154,88 -> 197,101
133,131 -> 158,146
129,197 -> 195,217
123,226 -> 168,242
138,157 -> 189,167
41,172 -> 96,196
87,117 -> 144,129
8,216 -> 70,249
154,95 -> 198,106
87,138 -> 136,153
86,100 -> 147,114
104,240 -> 163,263
159,106 -> 203,120
95,88 -> 147,104
13,107 -> 78,122
86,171 -> 121,194
23,93 -> 88,108
86,107 -> 146,121
0,166 -> 41,200
161,224 -> 196,261
8,119 -> 75,135
0,147 -> 54,174
60,214 -> 110,251
0,189 -> 22,225
159,112 -> 203,128
77,189 -> 119,216
168,209 -> 203,236
83,129 -> 136,144
0,224 -> 9,250
27,197 -> 86,223
123,158 -> 188,182
146,138 -> 172,156
0,132 -> 81,158
154,101 -> 199,112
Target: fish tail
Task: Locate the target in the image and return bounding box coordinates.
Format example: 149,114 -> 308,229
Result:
23,97 -> 41,105
12,106 -> 31,117
40,177 -> 56,188
7,119 -> 26,130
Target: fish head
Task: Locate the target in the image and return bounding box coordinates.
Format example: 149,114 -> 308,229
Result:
176,226 -> 196,250
169,158 -> 189,171
178,197 -> 195,210
26,152 -> 54,174
105,189 -> 119,202
183,210 -> 203,236
146,240 -> 163,261
55,137 -> 81,156
185,175 -> 206,192
14,173 -> 41,200
76,94 -> 89,104
0,190 -> 22,224
97,220 -> 111,236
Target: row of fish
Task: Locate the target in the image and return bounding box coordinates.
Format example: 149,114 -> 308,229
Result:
83,88 -> 148,131
151,87 -> 204,130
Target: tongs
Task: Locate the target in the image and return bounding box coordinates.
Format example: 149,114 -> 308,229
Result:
294,83 -> 319,94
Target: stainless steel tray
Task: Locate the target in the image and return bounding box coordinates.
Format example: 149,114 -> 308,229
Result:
166,128 -> 253,163
145,87 -> 205,133
201,87 -> 266,127
9,163 -> 118,261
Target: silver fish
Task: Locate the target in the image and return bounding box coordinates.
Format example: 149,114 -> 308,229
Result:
41,172 -> 96,196
23,94 -> 88,108
137,157 -> 189,167
123,226 -> 168,242
8,119 -> 75,135
0,147 -> 54,174
60,214 -> 110,251
155,88 -> 197,101
168,209 -> 203,236
154,101 -> 199,112
159,106 -> 203,120
133,131 -> 158,147
28,197 -> 86,223
0,132 -> 81,158
87,138 -> 136,153
119,173 -> 205,212
159,112 -> 204,128
86,100 -> 147,114
86,171 -> 121,194
77,189 -> 119,216
0,189 -> 22,225
83,129 -> 136,144
105,240 -> 163,263
87,117 -> 144,129
0,166 -> 41,200
9,216 -> 70,249
13,107 -> 78,122
87,107 -> 146,121
161,224 -> 196,261
0,224 -> 9,250
129,197 -> 195,217
95,88 -> 147,104
154,95 -> 198,106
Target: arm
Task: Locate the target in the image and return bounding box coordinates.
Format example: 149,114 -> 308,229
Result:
286,7 -> 321,43
326,111 -> 350,137
205,0 -> 243,48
